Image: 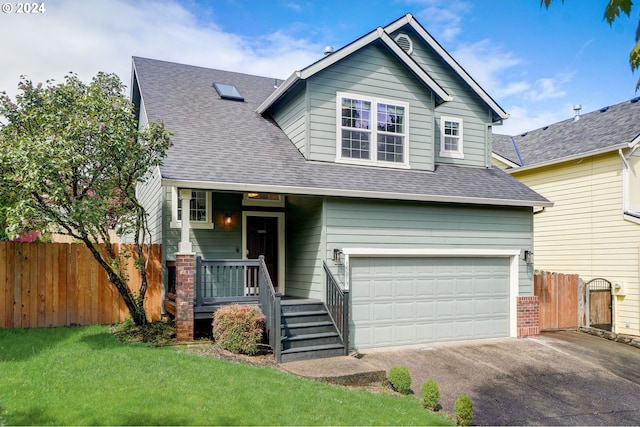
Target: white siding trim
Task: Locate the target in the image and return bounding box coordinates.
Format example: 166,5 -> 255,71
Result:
342,247 -> 521,338
162,178 -> 554,208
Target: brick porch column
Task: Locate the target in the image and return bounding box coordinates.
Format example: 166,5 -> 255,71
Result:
175,253 -> 195,342
517,296 -> 540,337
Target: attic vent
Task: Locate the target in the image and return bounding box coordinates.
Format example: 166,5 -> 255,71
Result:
631,97 -> 640,103
213,82 -> 244,101
600,106 -> 609,112
394,33 -> 413,55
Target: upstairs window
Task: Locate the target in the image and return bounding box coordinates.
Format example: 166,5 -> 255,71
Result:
440,116 -> 464,159
337,92 -> 408,167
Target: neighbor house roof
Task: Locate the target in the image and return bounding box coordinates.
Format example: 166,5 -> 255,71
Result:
132,56 -> 550,207
493,98 -> 640,171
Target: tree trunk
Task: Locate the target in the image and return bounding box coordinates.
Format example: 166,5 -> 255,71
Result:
83,239 -> 149,326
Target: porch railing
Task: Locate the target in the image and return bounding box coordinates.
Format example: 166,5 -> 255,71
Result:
195,257 -> 262,306
195,256 -> 282,361
257,256 -> 282,362
323,261 -> 349,355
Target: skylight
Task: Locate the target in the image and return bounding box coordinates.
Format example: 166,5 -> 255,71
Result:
213,82 -> 244,101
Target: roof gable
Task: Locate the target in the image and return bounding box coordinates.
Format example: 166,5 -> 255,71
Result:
257,24 -> 454,114
384,14 -> 508,122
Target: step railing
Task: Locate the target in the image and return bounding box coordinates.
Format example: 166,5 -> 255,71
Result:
257,255 -> 282,362
323,261 -> 349,355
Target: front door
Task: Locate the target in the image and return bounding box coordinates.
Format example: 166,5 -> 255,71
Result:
246,215 -> 278,288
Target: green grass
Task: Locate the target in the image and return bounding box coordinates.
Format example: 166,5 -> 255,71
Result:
0,326 -> 452,426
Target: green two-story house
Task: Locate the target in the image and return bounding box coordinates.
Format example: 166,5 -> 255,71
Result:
132,13 -> 550,361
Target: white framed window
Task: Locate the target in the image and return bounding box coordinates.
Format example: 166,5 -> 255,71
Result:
336,92 -> 409,167
170,188 -> 214,229
439,116 -> 464,159
242,192 -> 285,207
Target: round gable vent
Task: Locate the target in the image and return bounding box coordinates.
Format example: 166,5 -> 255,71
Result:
394,33 -> 413,55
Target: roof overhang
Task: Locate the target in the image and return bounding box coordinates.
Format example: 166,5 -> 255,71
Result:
256,22 -> 452,114
162,178 -> 553,208
491,152 -> 520,169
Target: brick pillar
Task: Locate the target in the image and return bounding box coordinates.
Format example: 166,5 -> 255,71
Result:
175,253 -> 195,342
517,296 -> 540,337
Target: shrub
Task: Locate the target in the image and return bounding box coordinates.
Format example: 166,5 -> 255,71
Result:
454,394 -> 474,426
212,304 -> 265,355
421,379 -> 440,411
388,366 -> 412,395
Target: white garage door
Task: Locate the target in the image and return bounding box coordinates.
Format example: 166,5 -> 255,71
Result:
350,257 -> 511,349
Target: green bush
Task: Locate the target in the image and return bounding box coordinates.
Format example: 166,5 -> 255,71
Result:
421,379 -> 440,411
212,304 -> 265,355
454,394 -> 474,426
388,366 -> 412,395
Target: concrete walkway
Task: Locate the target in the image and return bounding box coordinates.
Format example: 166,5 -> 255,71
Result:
280,331 -> 640,425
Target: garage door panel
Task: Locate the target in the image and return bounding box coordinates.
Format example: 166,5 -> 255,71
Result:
351,257 -> 511,349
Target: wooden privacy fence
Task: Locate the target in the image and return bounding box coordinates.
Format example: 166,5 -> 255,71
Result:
0,242 -> 162,328
534,270 -> 579,331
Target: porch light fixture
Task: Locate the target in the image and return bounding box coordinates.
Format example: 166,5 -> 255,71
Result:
224,212 -> 232,225
333,249 -> 344,265
523,250 -> 534,265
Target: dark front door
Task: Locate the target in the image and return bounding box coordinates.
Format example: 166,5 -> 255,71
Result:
246,216 -> 278,288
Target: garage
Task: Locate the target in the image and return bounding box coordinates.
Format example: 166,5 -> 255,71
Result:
349,256 -> 512,349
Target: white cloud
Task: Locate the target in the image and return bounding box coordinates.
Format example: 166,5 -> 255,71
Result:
0,0 -> 322,99
451,39 -> 525,97
496,104 -> 572,136
412,0 -> 472,43
525,73 -> 574,101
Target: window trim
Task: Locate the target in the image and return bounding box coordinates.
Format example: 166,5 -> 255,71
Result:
170,188 -> 214,229
439,116 -> 464,159
242,193 -> 285,207
335,91 -> 410,168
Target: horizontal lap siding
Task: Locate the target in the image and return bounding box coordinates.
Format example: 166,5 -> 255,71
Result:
271,86 -> 308,157
324,198 -> 533,294
285,196 -> 324,299
306,43 -> 435,171
395,28 -> 492,167
134,166 -> 163,244
514,153 -> 640,334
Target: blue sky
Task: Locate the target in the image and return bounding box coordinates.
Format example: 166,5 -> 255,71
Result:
1,0 -> 638,134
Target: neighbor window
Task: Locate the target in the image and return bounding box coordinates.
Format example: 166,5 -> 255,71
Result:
439,116 -> 464,159
171,188 -> 214,229
337,92 -> 408,166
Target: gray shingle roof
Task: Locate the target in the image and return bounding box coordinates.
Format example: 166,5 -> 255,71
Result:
494,99 -> 640,168
133,56 -> 550,207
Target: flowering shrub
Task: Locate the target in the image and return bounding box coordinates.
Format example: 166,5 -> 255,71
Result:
212,304 -> 265,355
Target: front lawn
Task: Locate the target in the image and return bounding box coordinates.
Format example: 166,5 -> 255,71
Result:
0,325 -> 452,426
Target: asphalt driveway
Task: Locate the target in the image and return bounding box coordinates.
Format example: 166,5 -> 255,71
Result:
360,331 -> 640,425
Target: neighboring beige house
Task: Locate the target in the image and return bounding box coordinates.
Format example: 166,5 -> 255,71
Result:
493,99 -> 640,336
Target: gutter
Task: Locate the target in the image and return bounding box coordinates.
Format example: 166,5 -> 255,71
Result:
506,143 -> 629,174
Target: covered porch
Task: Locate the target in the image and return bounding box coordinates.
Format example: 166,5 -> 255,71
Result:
163,189 -> 349,361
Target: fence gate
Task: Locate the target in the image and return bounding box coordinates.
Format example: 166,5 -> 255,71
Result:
586,278 -> 612,331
